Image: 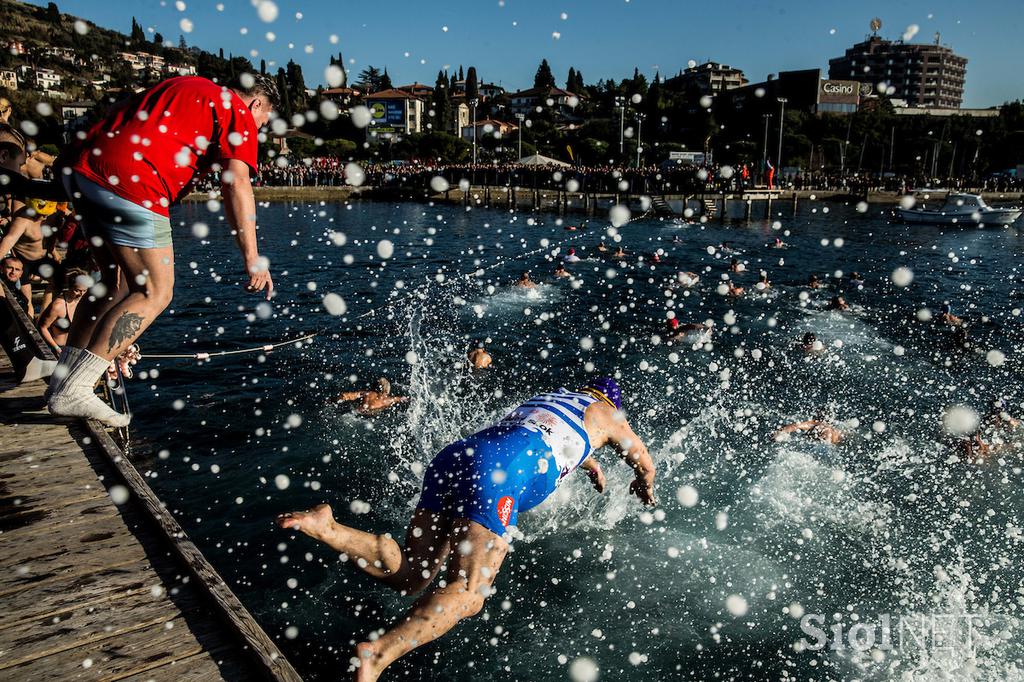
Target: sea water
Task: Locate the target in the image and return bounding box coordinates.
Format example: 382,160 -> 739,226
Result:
132,199 -> 1024,681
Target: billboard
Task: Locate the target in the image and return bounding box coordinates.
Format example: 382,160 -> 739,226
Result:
369,99 -> 406,133
818,80 -> 860,105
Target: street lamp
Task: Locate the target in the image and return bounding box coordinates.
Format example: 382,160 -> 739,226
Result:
776,97 -> 787,175
635,112 -> 645,168
761,113 -> 772,168
470,98 -> 479,165
515,112 -> 525,160
614,96 -> 626,160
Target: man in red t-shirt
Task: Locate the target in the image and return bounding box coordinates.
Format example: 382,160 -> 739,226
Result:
48,74 -> 279,427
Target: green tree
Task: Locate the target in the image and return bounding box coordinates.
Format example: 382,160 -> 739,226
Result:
465,66 -> 479,101
534,59 -> 555,89
566,67 -> 576,92
130,17 -> 145,45
431,70 -> 452,133
45,2 -> 60,24
329,52 -> 348,87
379,67 -> 392,91
286,60 -> 308,111
356,66 -> 384,93
275,67 -> 292,119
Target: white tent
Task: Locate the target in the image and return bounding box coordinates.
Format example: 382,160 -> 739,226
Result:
517,154 -> 571,167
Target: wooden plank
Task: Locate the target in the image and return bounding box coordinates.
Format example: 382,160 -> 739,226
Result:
85,424 -> 304,682
0,456 -> 107,502
1,613 -> 232,682
0,557 -> 177,631
0,579 -> 209,670
0,489 -> 111,537
117,648 -> 249,682
0,523 -> 148,598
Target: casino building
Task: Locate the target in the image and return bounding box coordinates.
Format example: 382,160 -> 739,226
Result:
717,68 -> 864,116
828,36 -> 967,109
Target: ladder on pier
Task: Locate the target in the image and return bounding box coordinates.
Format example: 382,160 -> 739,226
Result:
702,197 -> 717,217
649,195 -> 675,216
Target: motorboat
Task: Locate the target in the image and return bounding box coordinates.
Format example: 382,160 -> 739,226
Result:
896,192 -> 1022,226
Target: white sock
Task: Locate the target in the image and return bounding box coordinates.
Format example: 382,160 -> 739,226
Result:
45,346 -> 83,401
48,349 -> 131,428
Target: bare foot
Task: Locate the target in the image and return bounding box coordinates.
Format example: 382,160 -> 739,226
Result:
353,641 -> 384,682
276,504 -> 335,541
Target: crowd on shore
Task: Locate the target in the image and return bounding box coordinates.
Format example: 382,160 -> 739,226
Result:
254,157 -> 1023,197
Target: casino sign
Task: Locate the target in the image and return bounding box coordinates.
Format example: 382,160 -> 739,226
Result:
818,79 -> 861,106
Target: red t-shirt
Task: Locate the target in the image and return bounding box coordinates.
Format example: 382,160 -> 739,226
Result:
71,76 -> 258,216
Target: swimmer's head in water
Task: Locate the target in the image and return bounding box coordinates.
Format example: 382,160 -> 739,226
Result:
377,377 -> 390,395
581,377 -> 621,410
941,303 -> 951,314
668,318 -> 680,330
802,332 -> 817,345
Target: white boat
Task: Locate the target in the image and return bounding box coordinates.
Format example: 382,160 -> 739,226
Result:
897,192 -> 1022,226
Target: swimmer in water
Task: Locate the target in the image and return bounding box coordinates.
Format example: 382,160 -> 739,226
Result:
596,241 -> 609,253
563,247 -> 581,263
848,272 -> 865,288
938,303 -> 963,327
756,272 -> 772,290
334,378 -> 408,416
799,332 -> 824,355
828,295 -> 849,311
611,246 -> 627,260
718,241 -> 739,255
958,432 -> 990,461
467,341 -> 492,370
666,318 -> 712,341
648,252 -> 662,265
774,414 -> 845,444
514,272 -> 537,289
277,378 -> 655,682
676,271 -> 700,288
807,273 -> 823,289
553,263 -> 571,278
771,237 -> 788,249
729,258 -> 744,273
726,280 -> 744,297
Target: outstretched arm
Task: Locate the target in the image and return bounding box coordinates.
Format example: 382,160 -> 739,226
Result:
335,391 -> 367,403
222,159 -> 273,300
589,406 -> 655,505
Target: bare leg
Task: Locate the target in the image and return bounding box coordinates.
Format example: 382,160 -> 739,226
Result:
277,504 -> 452,593
66,245 -> 125,350
82,244 -> 174,361
353,519 -> 508,682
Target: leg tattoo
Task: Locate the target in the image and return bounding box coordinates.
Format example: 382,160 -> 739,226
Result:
107,311 -> 144,353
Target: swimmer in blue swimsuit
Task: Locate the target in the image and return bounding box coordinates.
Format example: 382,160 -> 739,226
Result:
277,377 -> 656,681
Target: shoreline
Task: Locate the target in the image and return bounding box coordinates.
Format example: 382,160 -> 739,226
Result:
183,186 -> 1024,214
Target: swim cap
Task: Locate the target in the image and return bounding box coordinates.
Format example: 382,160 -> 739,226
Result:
668,318 -> 680,330
582,377 -> 621,410
26,198 -> 58,216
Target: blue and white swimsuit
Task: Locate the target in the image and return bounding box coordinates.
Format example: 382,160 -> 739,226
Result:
418,389 -> 599,536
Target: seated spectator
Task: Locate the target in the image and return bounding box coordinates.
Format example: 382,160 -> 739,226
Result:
37,269 -> 88,354
0,255 -> 29,312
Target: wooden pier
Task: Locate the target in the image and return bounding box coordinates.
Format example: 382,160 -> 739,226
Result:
0,299 -> 301,680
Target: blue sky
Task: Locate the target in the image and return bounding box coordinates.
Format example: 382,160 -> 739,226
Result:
30,0 -> 1023,107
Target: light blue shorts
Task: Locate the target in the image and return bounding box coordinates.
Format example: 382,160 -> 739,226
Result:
62,172 -> 172,249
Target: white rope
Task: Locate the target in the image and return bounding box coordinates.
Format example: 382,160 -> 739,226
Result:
143,331 -> 318,359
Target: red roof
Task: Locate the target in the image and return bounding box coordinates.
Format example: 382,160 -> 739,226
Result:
365,88 -> 424,100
